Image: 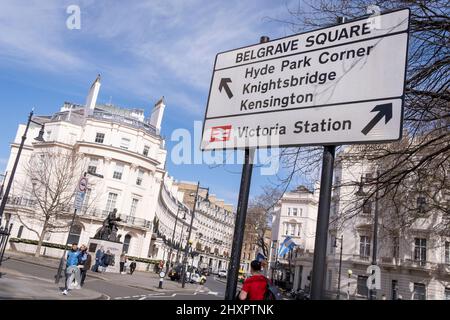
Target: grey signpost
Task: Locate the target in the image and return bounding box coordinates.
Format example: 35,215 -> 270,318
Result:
201,9 -> 410,300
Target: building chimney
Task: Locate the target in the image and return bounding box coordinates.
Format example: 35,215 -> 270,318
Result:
150,96 -> 165,134
85,74 -> 101,116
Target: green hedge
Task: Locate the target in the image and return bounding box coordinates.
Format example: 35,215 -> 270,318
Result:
125,255 -> 160,265
9,237 -> 71,250
9,237 -> 160,265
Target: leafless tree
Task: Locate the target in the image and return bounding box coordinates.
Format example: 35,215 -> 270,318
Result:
19,149 -> 87,257
244,186 -> 283,257
270,0 -> 449,233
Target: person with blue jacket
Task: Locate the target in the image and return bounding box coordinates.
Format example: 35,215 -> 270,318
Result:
62,243 -> 81,295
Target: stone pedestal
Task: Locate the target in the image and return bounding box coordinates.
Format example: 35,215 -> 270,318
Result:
88,238 -> 123,273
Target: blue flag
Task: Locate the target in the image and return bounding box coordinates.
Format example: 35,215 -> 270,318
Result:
278,236 -> 296,257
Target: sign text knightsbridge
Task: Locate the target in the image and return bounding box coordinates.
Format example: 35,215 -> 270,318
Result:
201,9 -> 410,150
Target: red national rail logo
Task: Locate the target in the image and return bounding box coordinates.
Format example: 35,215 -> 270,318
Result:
210,125 -> 232,142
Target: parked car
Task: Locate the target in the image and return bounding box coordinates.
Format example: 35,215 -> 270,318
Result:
186,272 -> 207,285
168,264 -> 183,281
200,268 -> 210,276
218,269 -> 227,278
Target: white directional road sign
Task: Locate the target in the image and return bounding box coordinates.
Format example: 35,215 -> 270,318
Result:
201,9 -> 410,150
74,191 -> 85,210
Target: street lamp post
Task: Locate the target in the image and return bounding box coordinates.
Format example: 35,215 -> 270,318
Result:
347,269 -> 352,300
0,172 -> 8,200
0,110 -> 45,226
181,182 -> 209,288
356,169 -> 380,300
334,235 -> 343,299
166,204 -> 184,275
175,214 -> 187,264
54,171 -> 103,284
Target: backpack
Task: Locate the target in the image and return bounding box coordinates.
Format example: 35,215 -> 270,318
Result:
264,278 -> 282,300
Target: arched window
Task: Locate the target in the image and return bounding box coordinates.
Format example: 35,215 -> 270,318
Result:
17,225 -> 24,238
123,234 -> 132,253
67,224 -> 82,245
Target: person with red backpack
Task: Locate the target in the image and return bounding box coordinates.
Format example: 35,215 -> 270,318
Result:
239,260 -> 271,300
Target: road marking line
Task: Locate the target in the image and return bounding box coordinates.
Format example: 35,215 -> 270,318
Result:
208,291 -> 219,296
123,296 -> 131,299
132,295 -> 140,298
171,293 -> 176,297
139,296 -> 147,300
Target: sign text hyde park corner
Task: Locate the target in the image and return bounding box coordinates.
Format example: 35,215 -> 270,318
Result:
201,9 -> 410,150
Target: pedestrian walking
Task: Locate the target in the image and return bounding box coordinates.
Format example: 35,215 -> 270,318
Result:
129,260 -> 136,275
101,250 -> 112,272
78,244 -> 92,287
92,246 -> 104,272
62,243 -> 82,295
120,252 -> 127,274
239,260 -> 272,301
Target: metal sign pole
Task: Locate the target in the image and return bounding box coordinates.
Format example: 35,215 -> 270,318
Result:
224,35 -> 269,300
310,16 -> 347,300
310,145 -> 335,299
224,147 -> 255,300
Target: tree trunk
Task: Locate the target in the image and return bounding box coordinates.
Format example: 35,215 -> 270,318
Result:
34,220 -> 48,258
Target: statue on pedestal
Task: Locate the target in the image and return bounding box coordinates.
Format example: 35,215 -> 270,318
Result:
94,208 -> 122,242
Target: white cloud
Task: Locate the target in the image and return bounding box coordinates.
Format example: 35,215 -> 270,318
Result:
0,1 -> 291,115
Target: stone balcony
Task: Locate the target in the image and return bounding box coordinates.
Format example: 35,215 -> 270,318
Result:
5,196 -> 152,230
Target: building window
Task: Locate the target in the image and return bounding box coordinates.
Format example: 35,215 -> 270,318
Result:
136,170 -> 143,186
391,280 -> 398,300
123,234 -> 131,253
330,235 -> 336,254
46,130 -> 52,141
445,288 -> 450,300
130,198 -> 139,217
287,208 -> 291,216
445,241 -> 449,264
290,224 -> 295,236
360,236 -> 371,259
363,200 -> 372,214
105,192 -> 118,213
95,133 -> 105,143
393,237 -> 399,260
113,163 -> 124,180
120,137 -> 131,150
357,275 -> 369,297
413,283 -> 426,300
83,188 -> 92,211
143,145 -> 150,156
327,270 -> 333,290
67,224 -> 82,245
417,197 -> 427,213
293,208 -> 298,216
17,225 -> 24,238
414,238 -> 427,265
297,224 -> 301,237
88,158 -> 98,175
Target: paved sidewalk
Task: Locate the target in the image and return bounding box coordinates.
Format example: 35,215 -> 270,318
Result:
3,250 -> 209,295
94,269 -> 208,293
0,267 -> 104,300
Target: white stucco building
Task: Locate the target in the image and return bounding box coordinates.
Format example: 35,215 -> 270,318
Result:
269,185 -> 319,290
326,145 -> 450,300
2,75 -> 235,272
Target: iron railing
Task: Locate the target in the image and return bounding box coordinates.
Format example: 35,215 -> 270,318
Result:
0,223 -> 12,268
4,196 -> 152,229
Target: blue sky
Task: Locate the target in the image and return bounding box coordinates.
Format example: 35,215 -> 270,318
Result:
0,0 -> 305,206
